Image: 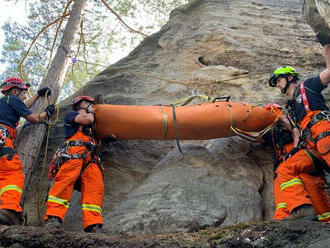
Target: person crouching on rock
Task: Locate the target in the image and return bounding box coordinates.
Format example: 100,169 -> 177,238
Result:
267,33 -> 330,222
262,104 -> 330,222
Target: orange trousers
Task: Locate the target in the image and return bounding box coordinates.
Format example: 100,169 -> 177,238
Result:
0,124 -> 24,212
273,172 -> 290,220
45,132 -> 104,229
276,149 -> 330,222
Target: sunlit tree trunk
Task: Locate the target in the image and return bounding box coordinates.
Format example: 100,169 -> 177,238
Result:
17,0 -> 87,206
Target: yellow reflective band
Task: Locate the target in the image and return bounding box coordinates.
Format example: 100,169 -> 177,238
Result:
82,204 -> 102,214
317,212 -> 330,221
47,195 -> 70,208
276,202 -> 287,210
0,185 -> 22,196
280,178 -> 303,191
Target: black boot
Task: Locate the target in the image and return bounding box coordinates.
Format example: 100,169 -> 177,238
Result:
84,224 -> 104,233
45,216 -> 62,228
0,209 -> 23,225
285,204 -> 317,221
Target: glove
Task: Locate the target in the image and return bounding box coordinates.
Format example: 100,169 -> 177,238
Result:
316,33 -> 330,47
38,87 -> 52,96
44,104 -> 55,117
263,103 -> 282,111
101,134 -> 117,146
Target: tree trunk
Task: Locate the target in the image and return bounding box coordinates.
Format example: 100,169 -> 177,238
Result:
17,0 -> 87,207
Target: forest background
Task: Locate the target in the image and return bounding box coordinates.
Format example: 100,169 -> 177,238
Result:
0,0 -> 189,100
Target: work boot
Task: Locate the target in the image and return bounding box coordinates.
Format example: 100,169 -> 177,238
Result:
45,216 -> 62,228
84,224 -> 104,233
285,204 -> 317,221
0,209 -> 23,225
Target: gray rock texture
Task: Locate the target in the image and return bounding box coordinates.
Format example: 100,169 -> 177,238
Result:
24,0 -> 330,234
104,140 -> 270,234
302,0 -> 330,34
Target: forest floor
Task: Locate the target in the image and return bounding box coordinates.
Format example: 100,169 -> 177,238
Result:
0,219 -> 329,248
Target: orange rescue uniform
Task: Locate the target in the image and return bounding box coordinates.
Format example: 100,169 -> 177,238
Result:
269,124 -> 330,221
0,124 -> 24,212
275,77 -> 330,222
44,130 -> 104,229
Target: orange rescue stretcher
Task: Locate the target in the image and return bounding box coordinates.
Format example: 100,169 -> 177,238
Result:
94,99 -> 280,141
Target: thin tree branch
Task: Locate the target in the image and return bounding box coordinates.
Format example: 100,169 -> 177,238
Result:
21,29 -> 52,51
19,13 -> 70,80
100,0 -> 148,37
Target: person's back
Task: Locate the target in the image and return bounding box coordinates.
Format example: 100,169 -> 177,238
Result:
0,77 -> 54,225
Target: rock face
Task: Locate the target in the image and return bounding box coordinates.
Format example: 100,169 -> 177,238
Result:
105,140 -> 271,234
25,0 -> 330,234
302,0 -> 330,34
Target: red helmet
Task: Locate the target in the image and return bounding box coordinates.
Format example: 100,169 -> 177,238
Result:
1,77 -> 31,94
72,95 -> 94,109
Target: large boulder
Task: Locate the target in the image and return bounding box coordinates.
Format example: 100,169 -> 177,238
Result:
104,139 -> 272,234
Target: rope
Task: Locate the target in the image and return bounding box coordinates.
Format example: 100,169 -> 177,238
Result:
227,104 -> 282,142
172,104 -> 182,153
160,106 -> 168,139
36,92 -> 62,224
173,93 -> 215,106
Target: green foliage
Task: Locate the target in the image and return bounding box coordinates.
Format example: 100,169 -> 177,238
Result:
1,0 -> 188,99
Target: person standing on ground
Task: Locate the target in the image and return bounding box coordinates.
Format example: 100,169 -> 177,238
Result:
0,77 -> 54,225
44,95 -> 106,233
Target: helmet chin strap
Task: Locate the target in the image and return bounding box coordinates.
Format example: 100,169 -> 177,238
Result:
13,88 -> 23,98
281,77 -> 294,94
77,103 -> 93,113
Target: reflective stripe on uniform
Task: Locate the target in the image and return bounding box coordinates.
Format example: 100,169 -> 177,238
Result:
317,212 -> 330,221
0,185 -> 22,195
82,203 -> 102,214
47,195 -> 70,208
280,178 -> 303,191
276,202 -> 287,210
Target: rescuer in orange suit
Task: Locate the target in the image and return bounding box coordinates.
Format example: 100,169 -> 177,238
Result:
270,130 -> 330,222
268,33 -> 330,221
44,95 -> 114,233
262,104 -> 330,222
0,77 -> 54,225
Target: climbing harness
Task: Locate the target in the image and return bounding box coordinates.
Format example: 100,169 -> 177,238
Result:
48,140 -> 101,180
0,125 -> 15,160
297,82 -> 330,152
0,126 -> 9,147
305,148 -> 330,174
302,110 -> 330,148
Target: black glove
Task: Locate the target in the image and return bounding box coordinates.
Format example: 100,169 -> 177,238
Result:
101,134 -> 117,146
44,104 -> 55,117
38,87 -> 52,96
316,33 -> 330,47
284,147 -> 299,160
